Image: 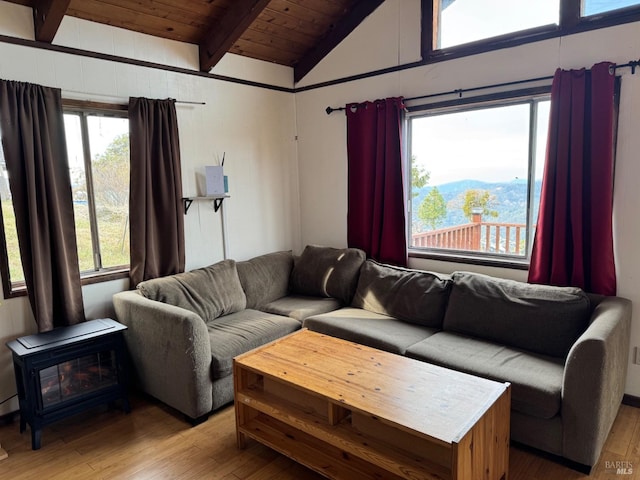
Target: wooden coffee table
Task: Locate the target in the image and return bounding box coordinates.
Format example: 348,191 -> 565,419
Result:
234,329 -> 511,480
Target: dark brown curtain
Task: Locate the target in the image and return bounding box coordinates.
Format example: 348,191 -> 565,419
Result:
128,97 -> 185,287
0,80 -> 85,332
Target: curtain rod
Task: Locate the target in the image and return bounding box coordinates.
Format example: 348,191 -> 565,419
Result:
174,100 -> 206,105
62,89 -> 205,105
325,59 -> 640,115
324,75 -> 552,114
610,59 -> 640,74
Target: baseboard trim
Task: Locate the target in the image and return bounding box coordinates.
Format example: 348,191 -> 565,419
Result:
622,394 -> 640,408
0,410 -> 18,426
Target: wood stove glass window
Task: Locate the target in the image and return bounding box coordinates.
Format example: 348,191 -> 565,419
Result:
39,350 -> 118,408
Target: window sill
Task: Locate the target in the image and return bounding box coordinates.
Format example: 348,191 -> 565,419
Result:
81,267 -> 130,286
3,267 -> 129,299
409,249 -> 529,271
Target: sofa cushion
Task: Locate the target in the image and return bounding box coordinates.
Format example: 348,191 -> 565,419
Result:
406,332 -> 564,419
290,245 -> 366,304
236,251 -> 293,309
262,295 -> 342,322
137,259 -> 246,322
206,309 -> 300,379
303,307 -> 439,355
351,260 -> 451,328
443,272 -> 590,358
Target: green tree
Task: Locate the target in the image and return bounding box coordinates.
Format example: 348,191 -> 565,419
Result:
92,133 -> 130,208
89,133 -> 130,268
459,189 -> 499,220
411,163 -> 430,199
418,187 -> 447,230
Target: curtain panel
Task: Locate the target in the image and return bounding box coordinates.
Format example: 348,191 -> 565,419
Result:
0,80 -> 85,332
346,97 -> 407,267
128,97 -> 185,287
528,62 -> 617,295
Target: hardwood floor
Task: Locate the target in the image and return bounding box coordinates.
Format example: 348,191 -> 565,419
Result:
0,393 -> 638,479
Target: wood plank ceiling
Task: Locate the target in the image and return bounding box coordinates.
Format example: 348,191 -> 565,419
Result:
4,0 -> 386,82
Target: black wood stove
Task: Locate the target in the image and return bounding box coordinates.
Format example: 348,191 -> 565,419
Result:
6,318 -> 130,450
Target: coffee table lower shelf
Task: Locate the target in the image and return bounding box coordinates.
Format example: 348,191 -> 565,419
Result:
234,330 -> 511,480
236,387 -> 451,480
241,414 -> 415,480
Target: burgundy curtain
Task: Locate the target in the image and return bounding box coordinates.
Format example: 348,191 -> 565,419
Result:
128,97 -> 185,287
346,97 -> 407,266
528,62 -> 617,295
0,80 -> 85,332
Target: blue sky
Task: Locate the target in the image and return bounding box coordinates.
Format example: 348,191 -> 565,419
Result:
584,1 -> 640,16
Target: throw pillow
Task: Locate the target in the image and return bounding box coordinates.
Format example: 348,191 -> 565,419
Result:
289,245 -> 366,304
351,260 -> 452,328
137,259 -> 247,322
443,271 -> 591,358
236,251 -> 293,309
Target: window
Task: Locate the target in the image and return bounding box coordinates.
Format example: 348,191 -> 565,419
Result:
408,93 -> 550,266
65,110 -> 130,274
437,0 -> 559,49
427,0 -> 640,58
0,159 -> 20,286
0,104 -> 130,295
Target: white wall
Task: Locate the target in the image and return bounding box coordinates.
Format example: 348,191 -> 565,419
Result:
0,2 -> 299,415
294,0 -> 640,393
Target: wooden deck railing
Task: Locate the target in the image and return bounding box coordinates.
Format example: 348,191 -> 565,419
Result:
412,221 -> 534,256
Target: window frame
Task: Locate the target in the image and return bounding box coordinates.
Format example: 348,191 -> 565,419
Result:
421,0 -> 640,63
406,86 -> 552,269
0,100 -> 130,299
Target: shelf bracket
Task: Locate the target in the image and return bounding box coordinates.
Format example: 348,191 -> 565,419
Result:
183,198 -> 194,214
182,196 -> 228,214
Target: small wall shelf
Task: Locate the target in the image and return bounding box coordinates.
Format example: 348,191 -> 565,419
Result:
181,194 -> 231,259
182,195 -> 230,214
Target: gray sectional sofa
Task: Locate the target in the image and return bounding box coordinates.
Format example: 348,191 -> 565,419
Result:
112,245 -> 632,469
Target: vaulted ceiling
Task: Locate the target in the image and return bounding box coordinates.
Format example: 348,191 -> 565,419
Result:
4,0 -> 386,82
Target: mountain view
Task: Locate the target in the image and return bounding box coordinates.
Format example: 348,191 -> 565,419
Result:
411,179 -> 543,233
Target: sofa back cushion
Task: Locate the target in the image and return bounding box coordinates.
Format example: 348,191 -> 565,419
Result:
351,260 -> 451,328
236,251 -> 293,309
137,259 -> 246,322
290,245 -> 366,304
443,271 -> 591,358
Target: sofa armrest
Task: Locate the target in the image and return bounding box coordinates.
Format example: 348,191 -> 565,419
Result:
113,290 -> 213,420
562,296 -> 632,466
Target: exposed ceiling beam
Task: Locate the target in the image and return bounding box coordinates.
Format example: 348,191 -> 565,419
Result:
199,0 -> 271,73
293,0 -> 386,83
33,0 -> 71,43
